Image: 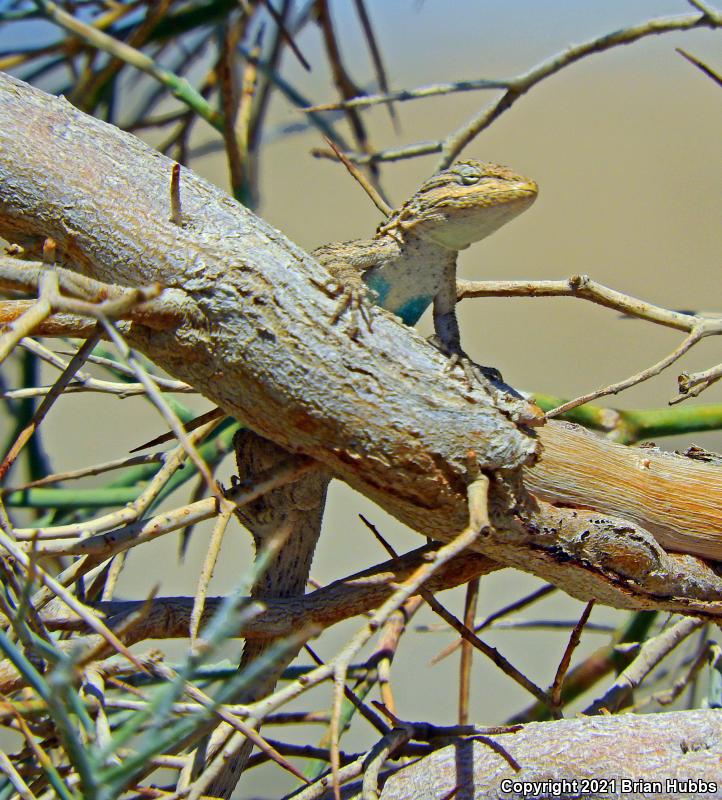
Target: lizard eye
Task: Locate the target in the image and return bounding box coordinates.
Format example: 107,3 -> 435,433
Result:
454,164 -> 484,185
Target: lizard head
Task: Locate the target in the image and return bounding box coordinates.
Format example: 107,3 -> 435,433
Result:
379,160 -> 538,250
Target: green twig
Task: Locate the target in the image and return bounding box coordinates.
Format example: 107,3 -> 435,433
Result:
533,394 -> 722,444
3,421 -> 238,510
0,630 -> 89,798
33,0 -> 223,131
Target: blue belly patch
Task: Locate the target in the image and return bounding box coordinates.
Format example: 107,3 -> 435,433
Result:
364,273 -> 389,307
365,273 -> 432,326
396,295 -> 433,325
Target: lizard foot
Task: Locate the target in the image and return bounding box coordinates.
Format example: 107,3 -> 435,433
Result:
427,335 -> 545,427
446,352 -> 503,385
312,276 -> 373,340
427,334 -> 503,385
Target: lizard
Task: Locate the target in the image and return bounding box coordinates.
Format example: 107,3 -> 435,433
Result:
313,159 -> 541,428
315,159 -> 537,333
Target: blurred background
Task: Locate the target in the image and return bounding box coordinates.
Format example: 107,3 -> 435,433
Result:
0,1 -> 720,796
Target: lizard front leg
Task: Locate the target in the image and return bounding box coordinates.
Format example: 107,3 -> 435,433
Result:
431,257 -> 503,383
432,259 -> 544,428
312,242 -> 375,339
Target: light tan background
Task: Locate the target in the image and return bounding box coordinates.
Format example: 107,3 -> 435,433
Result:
2,2 -> 721,797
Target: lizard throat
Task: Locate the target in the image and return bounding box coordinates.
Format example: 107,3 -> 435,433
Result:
422,192 -> 536,250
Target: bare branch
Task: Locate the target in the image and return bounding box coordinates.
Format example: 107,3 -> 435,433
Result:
308,10 -> 722,166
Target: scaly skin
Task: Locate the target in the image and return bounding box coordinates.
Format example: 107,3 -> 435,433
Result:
314,159 -> 541,427
314,160 -> 538,326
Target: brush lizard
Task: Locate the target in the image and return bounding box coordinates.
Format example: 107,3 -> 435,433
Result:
313,158 -> 541,425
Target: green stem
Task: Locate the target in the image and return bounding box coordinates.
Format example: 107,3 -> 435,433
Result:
533,394 -> 722,445
3,421 -> 238,510
34,0 -> 223,131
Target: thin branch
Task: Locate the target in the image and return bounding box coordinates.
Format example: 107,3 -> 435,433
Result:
33,0 -> 223,131
0,257 -> 184,329
456,274 -> 717,334
0,750 -> 36,799
69,0 -> 174,112
189,499 -> 234,643
549,601 -> 594,713
315,0 -> 375,171
327,469 -> 491,796
632,634 -> 711,710
361,727 -> 411,800
0,525 -> 143,669
438,8 -> 722,167
584,617 -> 704,715
675,363 -> 722,402
455,274 -> 722,416
351,0 -> 397,130
98,318 -> 222,500
676,46 -> 722,86
686,0 -> 722,18
547,327 -> 704,418
358,511 -> 546,710
169,162 -> 182,225
260,0 -> 310,71
151,661 -> 311,787
458,578 -> 479,725
430,584 -> 556,665
305,80 -> 513,112
324,136 -> 391,216
218,17 -> 254,203
308,9 -> 722,166
0,330 -> 101,480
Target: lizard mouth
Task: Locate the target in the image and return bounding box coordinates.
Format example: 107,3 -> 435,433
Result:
439,179 -> 538,205
424,186 -> 538,250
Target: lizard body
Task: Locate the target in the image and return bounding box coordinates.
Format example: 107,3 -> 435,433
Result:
132,160 -> 541,452
314,159 -> 541,427
314,159 -> 537,332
